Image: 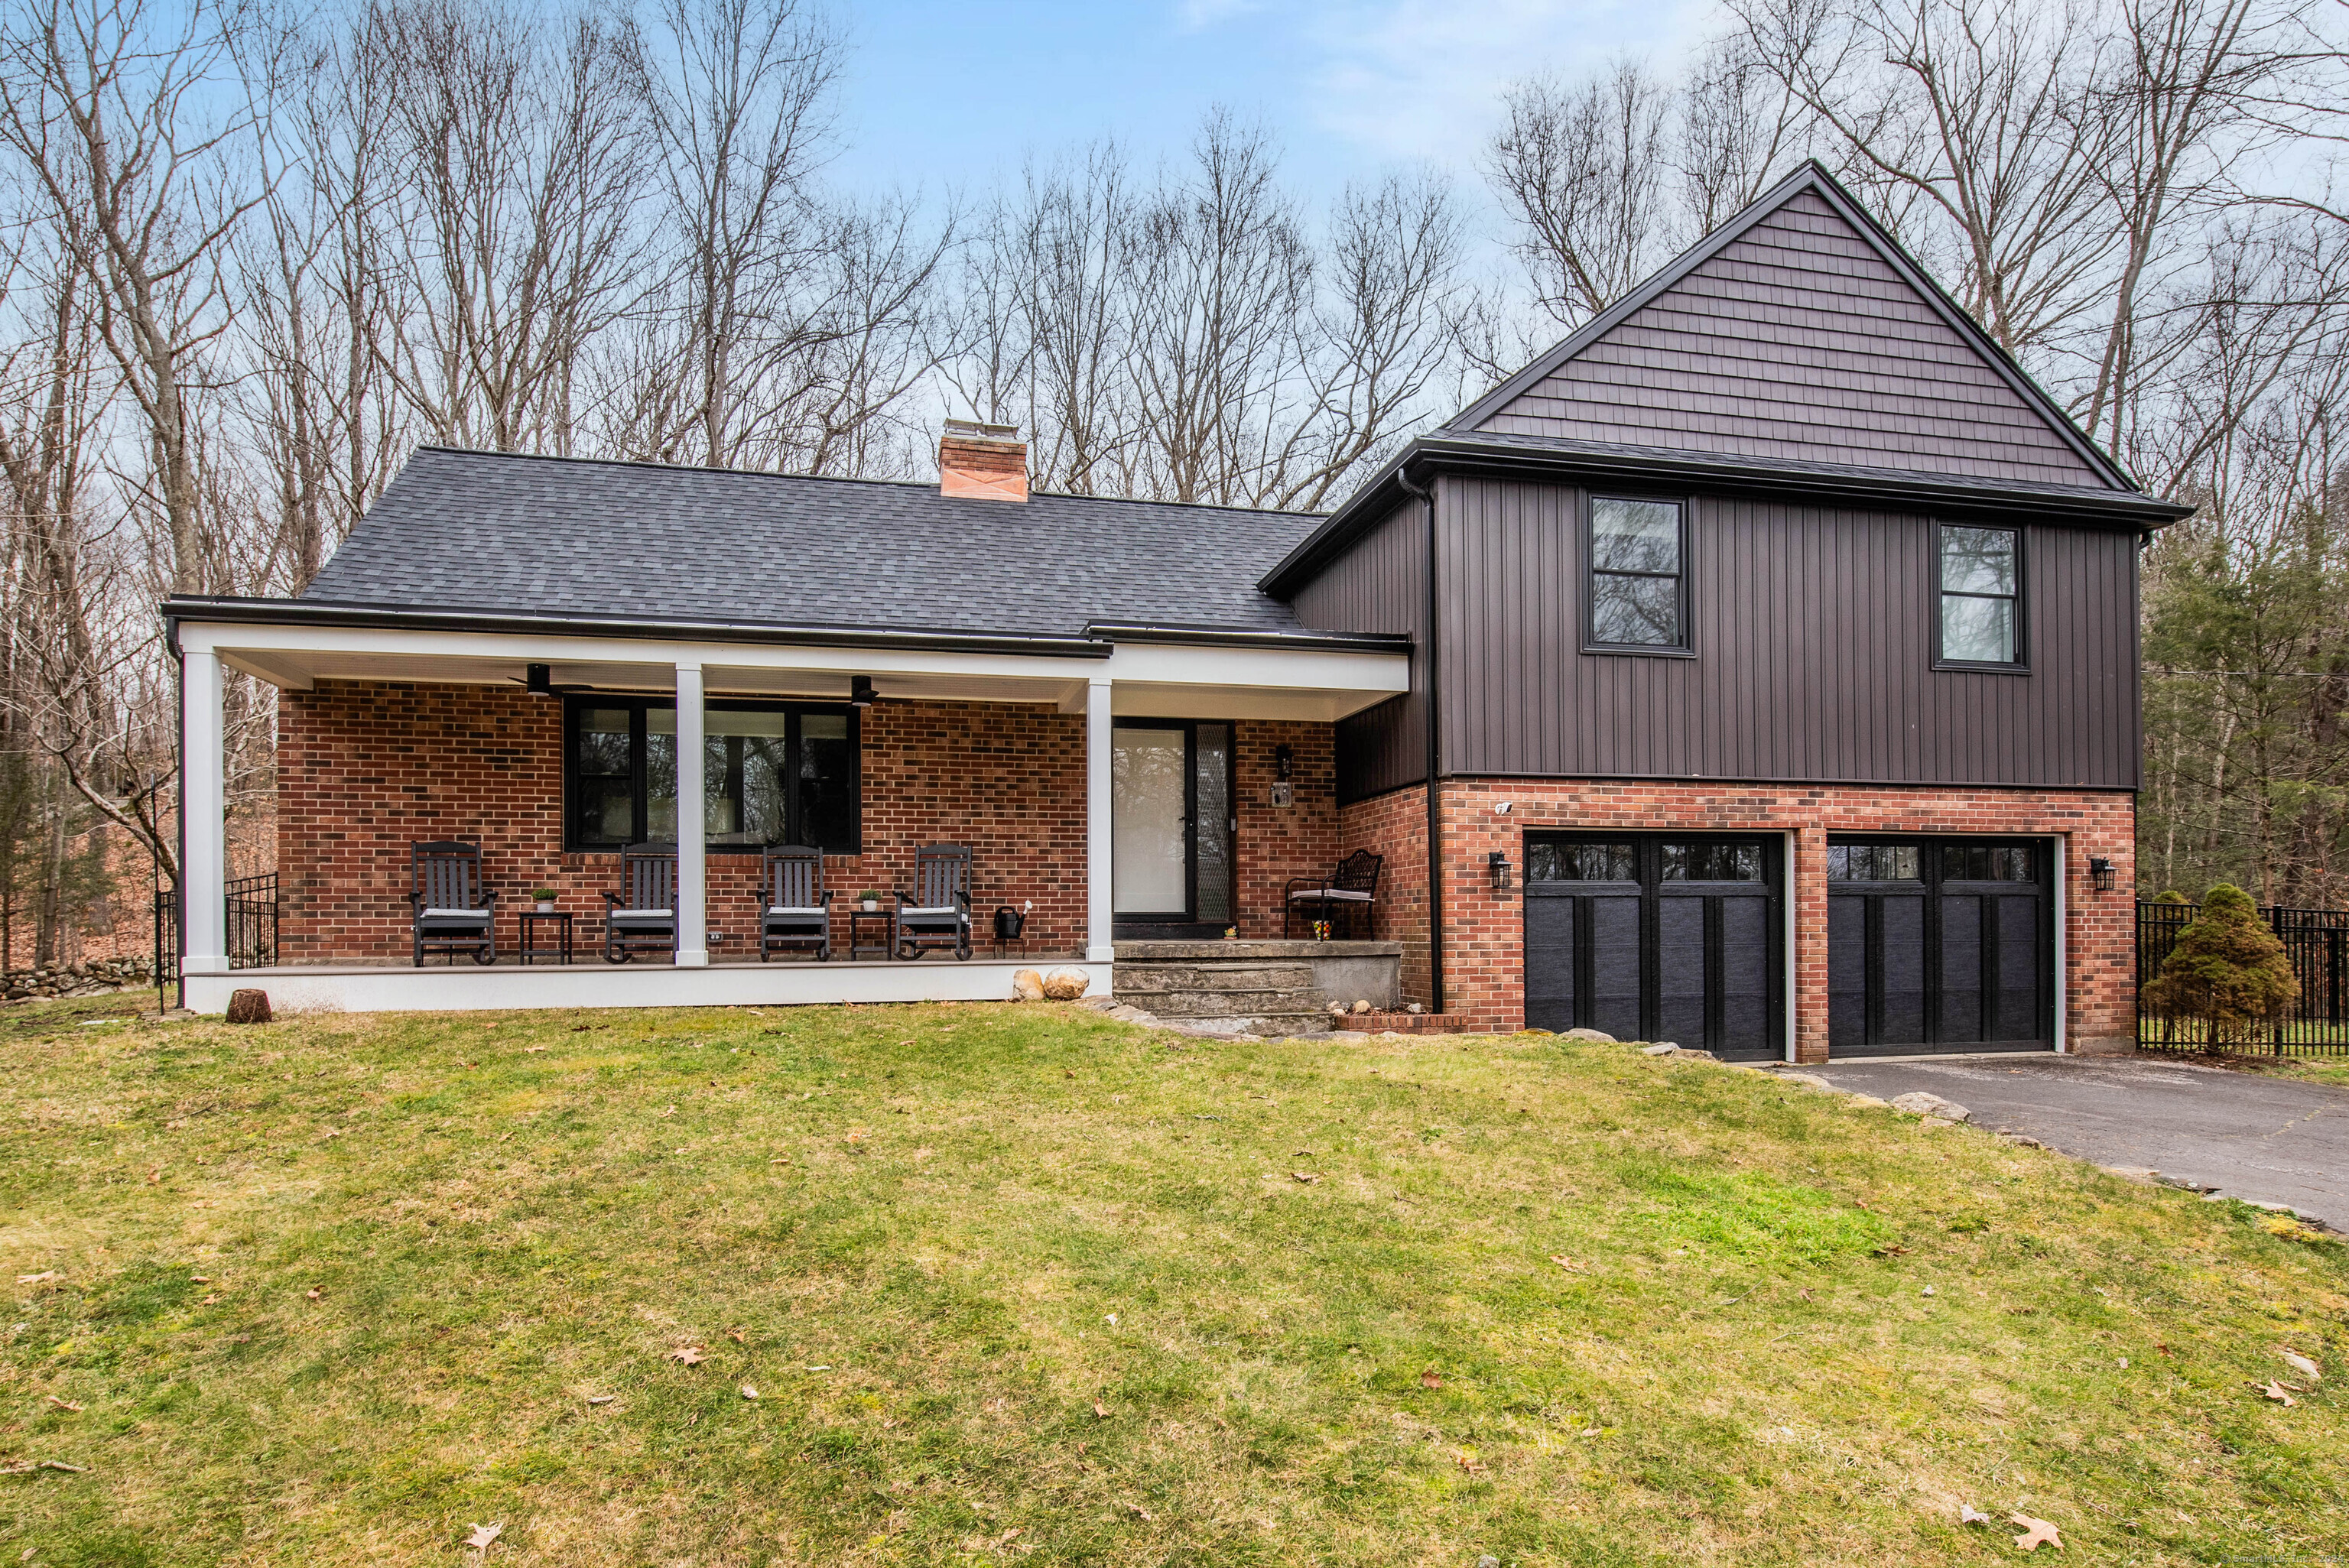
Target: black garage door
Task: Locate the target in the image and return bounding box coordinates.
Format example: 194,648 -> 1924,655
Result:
1523,833 -> 1784,1060
1827,838 -> 2052,1057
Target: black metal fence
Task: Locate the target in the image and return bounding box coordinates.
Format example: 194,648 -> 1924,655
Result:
2137,898 -> 2349,1055
151,872 -> 281,991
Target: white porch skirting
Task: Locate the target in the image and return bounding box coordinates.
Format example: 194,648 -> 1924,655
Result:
183,959 -> 1111,1015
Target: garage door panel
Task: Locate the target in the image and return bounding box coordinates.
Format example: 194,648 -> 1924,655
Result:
1657,899 -> 1708,1046
1718,896 -> 1772,1054
1880,897 -> 1928,1045
1941,894 -> 1983,1042
1996,894 -> 2042,1042
1828,898 -> 1867,1050
1588,894 -> 1644,1043
1523,894 -> 1576,1034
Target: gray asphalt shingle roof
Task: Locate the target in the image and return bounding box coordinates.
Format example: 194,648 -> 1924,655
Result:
304,446 -> 1325,639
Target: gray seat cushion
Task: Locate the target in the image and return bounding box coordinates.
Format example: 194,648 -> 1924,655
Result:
1288,887 -> 1372,902
766,906 -> 828,918
608,908 -> 674,923
420,907 -> 491,921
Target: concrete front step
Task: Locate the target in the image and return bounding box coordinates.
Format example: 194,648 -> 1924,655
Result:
1116,952 -> 1336,1034
1113,963 -> 1320,995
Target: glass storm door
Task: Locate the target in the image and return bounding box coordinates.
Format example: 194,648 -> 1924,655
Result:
1113,726 -> 1190,915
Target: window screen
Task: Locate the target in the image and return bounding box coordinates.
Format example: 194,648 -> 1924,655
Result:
1589,498 -> 1685,648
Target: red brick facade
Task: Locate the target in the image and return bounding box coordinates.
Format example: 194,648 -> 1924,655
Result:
1343,777 -> 2137,1061
275,680 -> 1346,961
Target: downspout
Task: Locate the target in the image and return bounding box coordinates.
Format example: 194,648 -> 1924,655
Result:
1396,466 -> 1443,1015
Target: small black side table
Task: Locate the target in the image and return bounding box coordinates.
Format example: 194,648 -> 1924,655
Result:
848,907 -> 893,960
518,909 -> 574,966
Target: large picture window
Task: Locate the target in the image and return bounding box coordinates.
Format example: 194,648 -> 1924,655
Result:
564,699 -> 859,854
1937,524 -> 2023,667
1586,496 -> 1688,651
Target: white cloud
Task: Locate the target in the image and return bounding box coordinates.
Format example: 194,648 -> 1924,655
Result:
1278,0 -> 1727,166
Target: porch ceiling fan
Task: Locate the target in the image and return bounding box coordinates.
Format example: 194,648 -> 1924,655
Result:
513,663 -> 593,697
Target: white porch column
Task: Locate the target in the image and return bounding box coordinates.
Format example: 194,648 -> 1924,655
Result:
180,647 -> 228,972
674,662 -> 708,966
1086,674 -> 1114,962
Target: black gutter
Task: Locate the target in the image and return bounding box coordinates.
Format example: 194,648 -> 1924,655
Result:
1396,463 -> 1445,1018
160,596 -> 1116,660
1082,620 -> 1412,654
1260,435 -> 2197,600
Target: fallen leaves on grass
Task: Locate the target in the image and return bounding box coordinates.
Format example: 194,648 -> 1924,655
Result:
44,1394 -> 82,1411
2279,1348 -> 2321,1382
726,1327 -> 746,1342
305,1287 -> 323,1301
1290,1171 -> 1320,1184
463,1521 -> 502,1550
1959,1505 -> 1991,1525
740,1385 -> 759,1400
1454,1448 -> 1484,1473
524,1046 -> 546,1054
1,1459 -> 87,1475
2009,1513 -> 2061,1550
15,1271 -> 57,1284
2257,1381 -> 2299,1406
587,1395 -> 615,1405
1122,1503 -> 1152,1521
1548,1255 -> 1584,1272
1093,1400 -> 1111,1418
1420,1370 -> 1443,1390
668,1346 -> 707,1366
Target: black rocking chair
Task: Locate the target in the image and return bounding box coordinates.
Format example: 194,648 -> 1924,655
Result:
603,842 -> 679,963
894,844 -> 973,960
1284,849 -> 1383,939
408,839 -> 499,966
756,846 -> 833,961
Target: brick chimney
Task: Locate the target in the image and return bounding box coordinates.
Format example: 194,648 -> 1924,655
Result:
939,418 -> 1028,502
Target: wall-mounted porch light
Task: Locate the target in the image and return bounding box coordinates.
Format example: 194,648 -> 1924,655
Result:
1487,850 -> 1513,892
850,675 -> 877,709
525,663 -> 555,698
2086,855 -> 2117,892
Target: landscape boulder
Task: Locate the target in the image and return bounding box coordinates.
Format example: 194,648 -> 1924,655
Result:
1041,966 -> 1092,1001
1561,1027 -> 1616,1044
225,989 -> 273,1024
1889,1090 -> 1970,1122
1011,969 -> 1045,1002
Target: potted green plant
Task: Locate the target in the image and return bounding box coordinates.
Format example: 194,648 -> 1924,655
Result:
859,888 -> 882,913
531,888 -> 558,913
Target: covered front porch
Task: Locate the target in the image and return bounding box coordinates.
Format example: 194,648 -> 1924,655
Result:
168,602 -> 1408,1014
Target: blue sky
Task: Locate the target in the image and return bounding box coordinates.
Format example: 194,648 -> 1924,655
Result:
828,0 -> 1724,210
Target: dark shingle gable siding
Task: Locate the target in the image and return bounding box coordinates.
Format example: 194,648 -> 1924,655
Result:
304,447 -> 1323,640
1477,190 -> 2101,487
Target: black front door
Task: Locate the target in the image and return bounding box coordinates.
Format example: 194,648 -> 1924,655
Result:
1523,833 -> 1784,1060
1826,838 -> 2052,1056
1111,721 -> 1234,937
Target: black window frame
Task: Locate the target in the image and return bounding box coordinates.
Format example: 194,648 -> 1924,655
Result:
560,696 -> 861,855
1582,492 -> 1695,657
1932,520 -> 2029,674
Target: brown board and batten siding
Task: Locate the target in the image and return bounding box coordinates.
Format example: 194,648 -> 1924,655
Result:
1436,476 -> 2143,790
1289,497 -> 1430,801
1476,189 -> 2103,490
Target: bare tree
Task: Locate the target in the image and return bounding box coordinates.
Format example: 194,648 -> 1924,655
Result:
367,0 -> 652,453
1485,60 -> 1678,328
0,0 -> 265,594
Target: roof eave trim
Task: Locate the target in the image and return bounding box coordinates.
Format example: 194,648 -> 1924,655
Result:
158,596 -> 1116,659
1084,620 -> 1411,654
1258,436 -> 2193,599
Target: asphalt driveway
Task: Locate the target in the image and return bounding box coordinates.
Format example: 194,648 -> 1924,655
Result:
1801,1053 -> 2349,1226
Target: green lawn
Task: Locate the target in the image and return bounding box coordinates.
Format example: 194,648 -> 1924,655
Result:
3,995 -> 2344,1566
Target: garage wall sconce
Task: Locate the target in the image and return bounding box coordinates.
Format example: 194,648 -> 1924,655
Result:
1486,850 -> 1513,892
2086,855 -> 2117,892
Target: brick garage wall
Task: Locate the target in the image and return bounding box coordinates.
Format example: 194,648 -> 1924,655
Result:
278,681 -> 1095,962
1337,784 -> 1431,1004
1433,778 -> 2136,1060
278,680 -> 1347,960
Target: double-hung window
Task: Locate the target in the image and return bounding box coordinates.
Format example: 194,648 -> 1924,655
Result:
1587,496 -> 1688,651
1937,524 -> 2023,667
565,698 -> 859,854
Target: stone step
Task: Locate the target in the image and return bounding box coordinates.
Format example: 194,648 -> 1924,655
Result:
1141,987 -> 1327,1018
1178,1009 -> 1335,1037
1113,963 -> 1319,994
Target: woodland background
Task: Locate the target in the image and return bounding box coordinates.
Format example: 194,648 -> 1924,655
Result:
2,0 -> 2347,974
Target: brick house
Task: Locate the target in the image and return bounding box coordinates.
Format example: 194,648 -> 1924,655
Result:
166,164 -> 2185,1058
